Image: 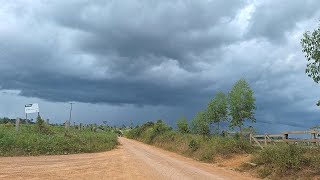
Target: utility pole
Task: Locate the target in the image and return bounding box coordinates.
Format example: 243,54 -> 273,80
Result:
69,102 -> 74,127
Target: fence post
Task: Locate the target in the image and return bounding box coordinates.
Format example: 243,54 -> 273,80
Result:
283,133 -> 288,143
250,133 -> 252,145
65,120 -> 70,130
312,132 -> 317,146
264,134 -> 267,145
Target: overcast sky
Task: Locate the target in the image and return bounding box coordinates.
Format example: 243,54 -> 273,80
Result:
0,0 -> 320,133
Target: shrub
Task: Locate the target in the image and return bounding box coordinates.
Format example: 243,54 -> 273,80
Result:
253,144 -> 306,176
143,128 -> 156,144
177,117 -> 189,134
4,122 -> 13,128
257,167 -> 272,178
35,115 -> 52,135
189,139 -> 199,151
154,120 -> 171,134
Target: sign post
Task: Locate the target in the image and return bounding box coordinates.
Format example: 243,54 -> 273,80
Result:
25,103 -> 40,124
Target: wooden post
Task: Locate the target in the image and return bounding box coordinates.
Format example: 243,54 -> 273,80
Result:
249,134 -> 252,145
15,118 -> 20,132
25,113 -> 28,125
312,132 -> 317,146
284,133 -> 288,143
252,136 -> 264,149
79,123 -> 82,131
264,134 -> 267,145
65,120 -> 70,130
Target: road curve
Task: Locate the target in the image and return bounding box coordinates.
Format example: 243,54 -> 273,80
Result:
0,137 -> 257,180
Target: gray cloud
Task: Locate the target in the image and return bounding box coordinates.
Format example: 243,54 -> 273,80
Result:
247,0 -> 320,41
0,0 -> 320,132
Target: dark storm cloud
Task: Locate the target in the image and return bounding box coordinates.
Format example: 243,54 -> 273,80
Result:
247,0 -> 320,41
0,0 -> 320,131
44,0 -> 247,70
0,0 -> 247,105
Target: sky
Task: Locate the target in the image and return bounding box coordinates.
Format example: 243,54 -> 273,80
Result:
0,0 -> 320,133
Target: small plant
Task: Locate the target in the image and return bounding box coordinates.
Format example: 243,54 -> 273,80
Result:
257,167 -> 272,178
177,117 -> 189,134
35,115 -> 52,135
4,122 -> 13,128
188,139 -> 199,151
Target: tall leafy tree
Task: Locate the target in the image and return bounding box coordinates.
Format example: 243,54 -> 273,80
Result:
228,79 -> 256,131
177,116 -> 189,133
207,91 -> 228,134
190,111 -> 210,136
301,24 -> 320,106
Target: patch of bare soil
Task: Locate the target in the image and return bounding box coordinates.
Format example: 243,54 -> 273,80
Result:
216,154 -> 253,168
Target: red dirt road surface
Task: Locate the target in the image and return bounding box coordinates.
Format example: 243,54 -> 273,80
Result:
0,137 -> 258,180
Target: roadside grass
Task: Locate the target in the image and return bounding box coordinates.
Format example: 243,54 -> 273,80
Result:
242,144 -> 320,179
124,121 -> 254,163
0,124 -> 118,156
125,121 -> 320,179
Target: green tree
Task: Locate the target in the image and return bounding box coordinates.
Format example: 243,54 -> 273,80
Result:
191,111 -> 210,136
301,24 -> 320,106
228,79 -> 256,132
207,91 -> 228,134
177,116 -> 189,133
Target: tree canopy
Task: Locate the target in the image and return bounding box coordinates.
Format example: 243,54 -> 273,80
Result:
207,91 -> 228,133
228,79 -> 256,130
191,111 -> 209,136
301,24 -> 320,106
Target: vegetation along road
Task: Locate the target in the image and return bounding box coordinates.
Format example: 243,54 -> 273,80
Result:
0,137 -> 257,180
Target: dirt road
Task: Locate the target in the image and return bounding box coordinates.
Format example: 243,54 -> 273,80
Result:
0,137 -> 257,180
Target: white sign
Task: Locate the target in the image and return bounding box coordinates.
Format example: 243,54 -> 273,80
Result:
25,103 -> 39,114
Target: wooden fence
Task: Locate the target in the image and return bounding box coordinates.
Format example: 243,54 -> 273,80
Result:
250,130 -> 320,149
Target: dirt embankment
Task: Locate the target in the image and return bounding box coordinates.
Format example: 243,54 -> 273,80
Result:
0,137 -> 258,180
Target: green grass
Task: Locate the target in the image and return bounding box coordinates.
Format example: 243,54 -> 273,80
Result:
0,124 -> 118,156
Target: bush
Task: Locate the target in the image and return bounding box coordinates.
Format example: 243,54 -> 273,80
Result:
125,120 -> 171,144
35,115 -> 52,135
143,128 -> 156,144
189,139 -> 199,151
177,117 -> 189,134
4,122 -> 13,128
